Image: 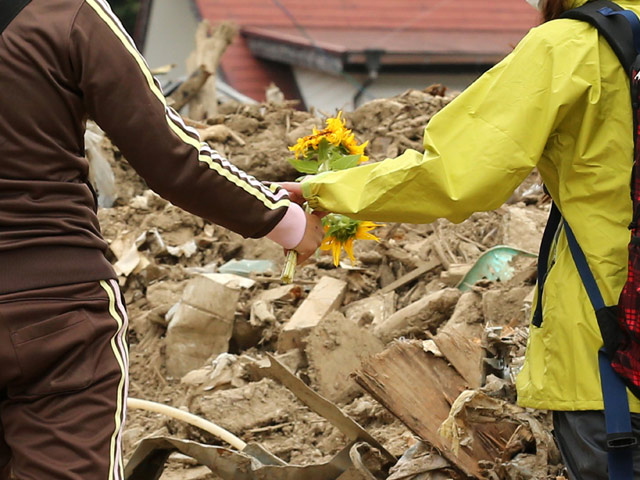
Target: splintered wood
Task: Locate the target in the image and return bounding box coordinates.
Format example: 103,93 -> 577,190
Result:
353,340 -> 517,478
184,20 -> 238,120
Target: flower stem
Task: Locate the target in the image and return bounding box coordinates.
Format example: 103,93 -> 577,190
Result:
281,202 -> 313,284
281,250 -> 298,284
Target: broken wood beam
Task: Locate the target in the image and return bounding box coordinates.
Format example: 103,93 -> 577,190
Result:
167,66 -> 211,111
373,288 -> 460,343
260,354 -> 396,463
186,20 -> 238,120
433,292 -> 486,389
353,340 -> 512,478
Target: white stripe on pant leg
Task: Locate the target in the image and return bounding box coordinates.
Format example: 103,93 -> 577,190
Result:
100,280 -> 129,480
110,279 -> 130,365
109,279 -> 130,480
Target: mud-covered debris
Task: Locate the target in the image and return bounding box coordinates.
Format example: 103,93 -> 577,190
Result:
373,288 -> 461,342
165,274 -> 243,377
278,276 -> 348,352
305,311 -> 385,403
439,389 -> 562,479
354,340 -> 513,478
92,83 -> 559,478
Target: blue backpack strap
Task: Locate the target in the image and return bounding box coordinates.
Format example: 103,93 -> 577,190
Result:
0,0 -> 31,35
533,203 -> 636,478
564,220 -> 637,479
562,0 -> 639,72
532,201 -> 561,327
562,222 -> 605,312
600,351 -> 637,478
597,7 -> 640,58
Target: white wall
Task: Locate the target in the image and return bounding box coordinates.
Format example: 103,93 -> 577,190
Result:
293,67 -> 481,113
143,0 -> 199,85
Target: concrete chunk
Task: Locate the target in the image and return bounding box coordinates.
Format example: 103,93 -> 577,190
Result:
165,303 -> 234,378
277,276 -> 347,352
502,205 -> 547,253
482,287 -> 531,326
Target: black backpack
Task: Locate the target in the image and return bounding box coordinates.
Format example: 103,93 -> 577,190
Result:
534,1 -> 640,478
0,0 -> 31,34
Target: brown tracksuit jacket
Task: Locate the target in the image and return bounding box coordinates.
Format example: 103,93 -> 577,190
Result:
0,0 -> 291,294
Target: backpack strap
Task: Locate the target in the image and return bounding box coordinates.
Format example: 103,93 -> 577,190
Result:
564,220 -> 637,480
532,200 -> 561,328
535,207 -> 637,480
562,0 -> 640,72
0,0 -> 31,35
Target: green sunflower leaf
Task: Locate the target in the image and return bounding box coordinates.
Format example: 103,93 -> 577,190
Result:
288,157 -> 320,174
317,138 -> 331,164
330,154 -> 361,171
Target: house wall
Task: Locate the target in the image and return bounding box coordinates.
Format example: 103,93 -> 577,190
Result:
143,0 -> 199,84
293,67 -> 483,113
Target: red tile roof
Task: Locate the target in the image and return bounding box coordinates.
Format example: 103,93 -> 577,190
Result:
194,0 -> 540,101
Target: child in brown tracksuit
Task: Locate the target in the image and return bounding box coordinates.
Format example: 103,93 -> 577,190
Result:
0,1 -> 323,478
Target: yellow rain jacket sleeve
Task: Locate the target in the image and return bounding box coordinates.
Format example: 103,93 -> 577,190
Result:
302,2 -> 640,412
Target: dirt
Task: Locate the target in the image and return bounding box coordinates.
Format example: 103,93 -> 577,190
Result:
92,85 -> 562,479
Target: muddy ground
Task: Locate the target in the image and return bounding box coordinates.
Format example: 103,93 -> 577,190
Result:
91,86 -> 565,479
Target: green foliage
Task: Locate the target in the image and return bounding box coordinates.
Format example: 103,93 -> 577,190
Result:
329,154 -> 361,171
288,138 -> 361,176
323,214 -> 359,243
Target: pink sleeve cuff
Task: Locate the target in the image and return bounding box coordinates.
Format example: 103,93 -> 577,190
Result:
266,203 -> 306,250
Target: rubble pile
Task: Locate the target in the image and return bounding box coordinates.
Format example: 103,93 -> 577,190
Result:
93,86 -> 564,479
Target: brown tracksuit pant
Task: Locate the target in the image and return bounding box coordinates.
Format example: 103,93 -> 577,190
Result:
0,280 -> 128,480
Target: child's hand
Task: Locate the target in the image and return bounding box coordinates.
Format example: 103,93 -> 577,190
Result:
293,211 -> 324,264
277,181 -> 306,205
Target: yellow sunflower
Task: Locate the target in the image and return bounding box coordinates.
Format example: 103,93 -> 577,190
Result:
288,133 -> 321,159
282,113 -> 373,282
343,135 -> 369,163
326,113 -> 369,163
287,112 -> 368,163
320,218 -> 381,266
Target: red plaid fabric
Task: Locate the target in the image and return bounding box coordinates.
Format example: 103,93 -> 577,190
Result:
610,72 -> 640,397
612,245 -> 640,396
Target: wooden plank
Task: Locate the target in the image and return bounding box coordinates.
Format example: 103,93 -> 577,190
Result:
378,258 -> 440,294
353,340 -> 514,478
434,292 -> 485,389
261,354 -> 396,463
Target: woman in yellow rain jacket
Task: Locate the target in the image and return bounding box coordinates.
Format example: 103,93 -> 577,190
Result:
284,0 -> 640,477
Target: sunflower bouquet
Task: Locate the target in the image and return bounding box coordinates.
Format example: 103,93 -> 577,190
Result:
282,112 -> 382,283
